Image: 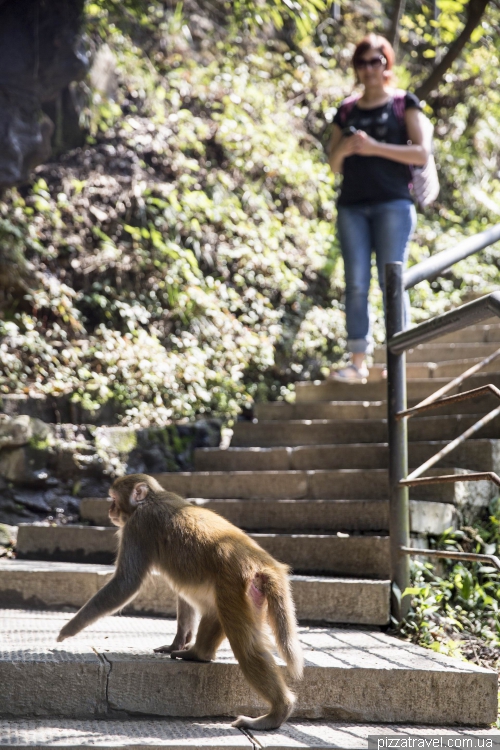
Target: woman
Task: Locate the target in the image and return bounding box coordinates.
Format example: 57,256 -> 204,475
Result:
328,34 -> 429,382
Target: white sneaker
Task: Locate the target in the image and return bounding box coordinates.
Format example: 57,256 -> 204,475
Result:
330,364 -> 369,383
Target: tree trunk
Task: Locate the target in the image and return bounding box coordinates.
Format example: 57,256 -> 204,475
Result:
415,0 -> 490,100
388,0 -> 407,56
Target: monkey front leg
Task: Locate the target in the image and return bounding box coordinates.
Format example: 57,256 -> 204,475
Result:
154,596 -> 196,654
57,567 -> 145,642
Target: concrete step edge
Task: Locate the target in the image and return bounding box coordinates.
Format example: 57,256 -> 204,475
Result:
79,497 -> 456,536
0,609 -> 496,725
15,524 -> 393,578
0,560 -> 391,626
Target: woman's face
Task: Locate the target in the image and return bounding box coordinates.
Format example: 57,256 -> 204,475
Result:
355,48 -> 387,86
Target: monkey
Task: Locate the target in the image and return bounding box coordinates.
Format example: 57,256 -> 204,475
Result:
57,473 -> 304,730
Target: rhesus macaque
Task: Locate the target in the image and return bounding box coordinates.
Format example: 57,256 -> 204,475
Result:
57,473 -> 303,730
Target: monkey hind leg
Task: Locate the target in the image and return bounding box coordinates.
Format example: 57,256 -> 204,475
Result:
231,701 -> 295,731
170,611 -> 224,663
229,637 -> 295,730
218,588 -> 295,731
261,568 -> 304,681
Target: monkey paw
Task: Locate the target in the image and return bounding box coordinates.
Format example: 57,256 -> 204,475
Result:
169,648 -> 211,662
154,643 -> 187,654
56,627 -> 74,643
232,714 -> 284,730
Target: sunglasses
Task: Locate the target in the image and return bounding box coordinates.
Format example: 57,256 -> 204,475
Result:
355,55 -> 386,70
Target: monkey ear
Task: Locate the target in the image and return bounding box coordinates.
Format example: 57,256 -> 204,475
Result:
130,482 -> 149,507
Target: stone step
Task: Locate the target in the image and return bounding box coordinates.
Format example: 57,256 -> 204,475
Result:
254,393 -> 500,420
232,413 -> 500,447
360,359 -> 500,380
0,560 -> 390,626
294,371 -> 500,403
147,468 -> 491,504
413,357 -> 500,379
194,439 -> 500,472
374,342 -> 500,365
16,524 -> 391,577
80,496 -> 455,535
433,322 -> 500,344
254,401 -> 387,421
0,610 -> 496,725
1,720 -> 498,750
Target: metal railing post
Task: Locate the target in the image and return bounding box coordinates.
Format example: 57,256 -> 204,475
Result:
386,262 -> 410,621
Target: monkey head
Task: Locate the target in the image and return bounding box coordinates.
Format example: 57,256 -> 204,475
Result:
108,474 -> 157,527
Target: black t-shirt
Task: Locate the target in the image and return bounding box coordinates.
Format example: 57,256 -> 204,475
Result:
332,91 -> 421,206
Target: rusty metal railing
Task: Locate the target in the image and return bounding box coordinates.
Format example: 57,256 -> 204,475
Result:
385,223 -> 500,621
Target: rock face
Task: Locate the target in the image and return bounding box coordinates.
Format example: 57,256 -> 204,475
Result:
0,0 -> 87,187
0,412 -> 221,525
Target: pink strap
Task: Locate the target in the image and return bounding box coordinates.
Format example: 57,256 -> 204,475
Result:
338,93 -> 361,126
392,89 -> 407,126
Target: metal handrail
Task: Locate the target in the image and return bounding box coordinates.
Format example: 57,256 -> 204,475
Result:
398,383 -> 500,419
400,352 -> 500,413
404,224 -> 500,289
400,547 -> 500,571
389,292 -> 500,355
385,225 -> 500,620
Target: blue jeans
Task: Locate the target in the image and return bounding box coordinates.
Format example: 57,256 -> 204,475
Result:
337,199 -> 416,355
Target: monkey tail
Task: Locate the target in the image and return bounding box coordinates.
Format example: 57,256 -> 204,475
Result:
260,567 -> 304,681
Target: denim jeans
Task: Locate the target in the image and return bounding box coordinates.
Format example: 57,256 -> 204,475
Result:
337,199 -> 417,355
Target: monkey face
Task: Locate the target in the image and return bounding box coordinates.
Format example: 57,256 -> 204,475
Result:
108,477 -> 151,527
108,490 -> 130,527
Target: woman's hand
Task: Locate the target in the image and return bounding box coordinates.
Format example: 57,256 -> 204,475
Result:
338,135 -> 358,158
351,130 -> 378,156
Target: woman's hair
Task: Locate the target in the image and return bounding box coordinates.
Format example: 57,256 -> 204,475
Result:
352,34 -> 395,81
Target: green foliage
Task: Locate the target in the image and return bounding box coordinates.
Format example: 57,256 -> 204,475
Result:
397,516 -> 500,665
1,0 -> 500,427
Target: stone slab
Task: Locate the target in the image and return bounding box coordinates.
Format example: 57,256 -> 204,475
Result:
433,322 -> 500,344
195,447 -> 292,472
0,610 -> 495,725
252,533 -> 390,577
254,402 -> 387,422
155,471 -> 310,500
16,524 -> 120,565
150,469 -> 495,505
255,394 -> 500,420
194,440 -> 500,473
0,561 -> 391,626
14,525 -> 391,577
0,720 -> 498,750
0,560 -> 177,617
374,342 -> 500,364
232,414 -> 500,447
251,722 -> 500,749
294,372 -> 500,404
427,357 -> 500,379
79,497 -> 455,535
0,720 -> 252,749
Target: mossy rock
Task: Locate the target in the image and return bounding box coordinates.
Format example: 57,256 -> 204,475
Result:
0,523 -> 16,546
94,427 -> 138,455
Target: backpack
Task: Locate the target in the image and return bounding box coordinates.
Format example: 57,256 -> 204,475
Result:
338,89 -> 439,209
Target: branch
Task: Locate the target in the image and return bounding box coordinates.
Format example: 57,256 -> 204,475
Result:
415,0 -> 491,100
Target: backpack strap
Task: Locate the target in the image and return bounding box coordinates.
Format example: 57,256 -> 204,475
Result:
338,93 -> 361,126
392,89 -> 407,126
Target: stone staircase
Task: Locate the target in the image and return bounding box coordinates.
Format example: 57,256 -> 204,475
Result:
1,325 -> 500,748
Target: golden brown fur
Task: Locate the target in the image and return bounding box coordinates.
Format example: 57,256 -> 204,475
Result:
57,474 -> 303,729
